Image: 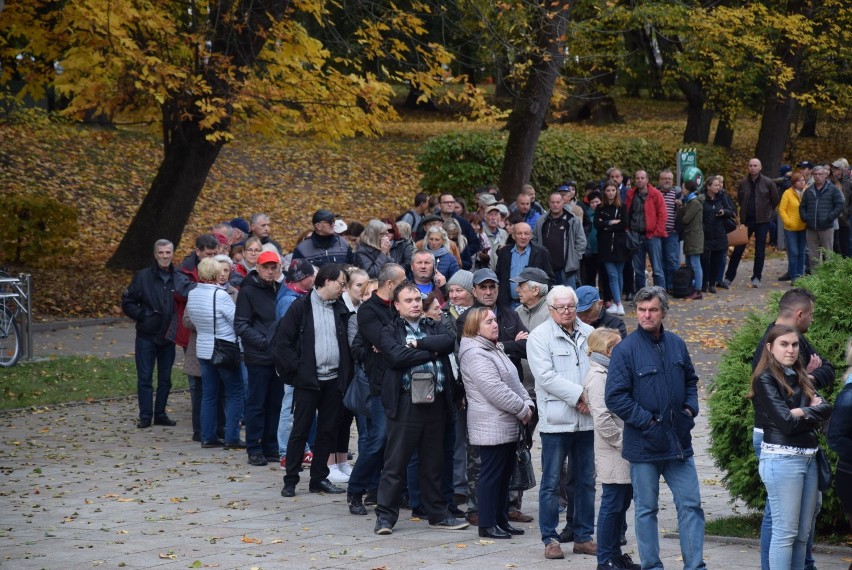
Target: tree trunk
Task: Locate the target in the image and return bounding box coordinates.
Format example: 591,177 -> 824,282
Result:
679,79 -> 712,144
755,45 -> 805,177
106,122 -> 223,270
558,71 -> 622,125
497,0 -> 572,202
713,115 -> 735,148
799,106 -> 817,137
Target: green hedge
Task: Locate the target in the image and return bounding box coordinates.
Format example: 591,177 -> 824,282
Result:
416,129 -> 730,205
0,194 -> 78,267
708,253 -> 852,533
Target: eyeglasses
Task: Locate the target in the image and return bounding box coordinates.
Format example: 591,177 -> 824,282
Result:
549,304 -> 577,313
337,280 -> 347,288
440,200 -> 456,205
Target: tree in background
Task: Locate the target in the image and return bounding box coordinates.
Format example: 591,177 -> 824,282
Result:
0,0 -> 485,269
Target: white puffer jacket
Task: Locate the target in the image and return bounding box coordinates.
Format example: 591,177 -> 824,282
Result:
459,335 -> 533,446
186,283 -> 237,360
584,358 -> 630,484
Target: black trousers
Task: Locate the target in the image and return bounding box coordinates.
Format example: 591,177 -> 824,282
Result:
284,379 -> 341,486
376,395 -> 448,525
477,442 -> 516,528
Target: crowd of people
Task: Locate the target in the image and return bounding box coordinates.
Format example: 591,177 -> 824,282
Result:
119,157 -> 852,570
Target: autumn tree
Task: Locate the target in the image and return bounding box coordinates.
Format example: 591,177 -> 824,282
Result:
0,0 -> 481,269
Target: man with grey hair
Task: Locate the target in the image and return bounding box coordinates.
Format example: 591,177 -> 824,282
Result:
496,222 -> 555,309
605,286 -> 706,570
528,285 -> 596,560
799,164 -> 844,269
249,212 -> 283,253
512,268 -> 550,331
122,239 -> 191,429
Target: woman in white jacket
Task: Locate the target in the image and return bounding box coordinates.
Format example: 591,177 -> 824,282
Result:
459,307 -> 534,540
583,328 -> 639,570
186,258 -> 244,449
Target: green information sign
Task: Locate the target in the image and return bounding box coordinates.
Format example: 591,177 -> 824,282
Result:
676,148 -> 698,187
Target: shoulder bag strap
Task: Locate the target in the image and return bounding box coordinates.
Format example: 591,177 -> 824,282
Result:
212,288 -> 218,340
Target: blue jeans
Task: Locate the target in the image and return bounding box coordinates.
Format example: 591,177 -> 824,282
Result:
759,452 -> 819,570
686,254 -> 702,292
631,457 -> 706,570
245,364 -> 282,456
632,235 -> 664,289
785,229 -> 807,280
348,395 -> 387,495
198,358 -> 244,443
539,431 -> 595,544
661,233 -> 680,290
752,430 -> 818,570
597,483 -> 633,565
135,335 -> 175,421
603,262 -> 624,304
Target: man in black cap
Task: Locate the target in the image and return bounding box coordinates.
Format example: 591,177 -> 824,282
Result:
797,161 -> 814,186
512,267 -> 551,332
293,209 -> 354,267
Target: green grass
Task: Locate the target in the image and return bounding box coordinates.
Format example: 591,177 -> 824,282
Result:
706,514 -> 852,546
0,356 -> 178,410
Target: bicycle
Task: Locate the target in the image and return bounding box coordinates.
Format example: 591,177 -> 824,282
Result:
0,269 -> 22,367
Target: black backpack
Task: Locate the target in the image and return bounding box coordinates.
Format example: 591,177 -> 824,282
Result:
672,266 -> 694,298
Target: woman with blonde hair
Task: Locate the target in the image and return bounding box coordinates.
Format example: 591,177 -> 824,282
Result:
425,226 -> 460,281
355,220 -> 394,278
459,307 -> 534,539
583,328 -> 639,570
749,324 -> 831,569
779,172 -> 808,281
443,218 -> 471,270
186,257 -> 245,449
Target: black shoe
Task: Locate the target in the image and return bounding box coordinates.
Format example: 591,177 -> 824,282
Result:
411,505 -> 427,518
136,418 -> 152,429
717,280 -> 730,289
497,523 -> 525,535
708,286 -> 717,294
618,553 -> 641,570
223,440 -> 246,449
347,450 -> 354,460
364,489 -> 378,506
265,454 -> 280,463
153,415 -> 177,426
201,439 -> 224,448
779,272 -> 791,281
558,527 -> 574,543
191,433 -> 201,442
448,504 -> 465,517
280,484 -> 295,498
430,517 -> 469,530
374,518 -> 393,535
247,453 -> 268,466
620,534 -> 627,546
478,526 -> 511,539
347,493 -> 367,515
309,479 -> 345,494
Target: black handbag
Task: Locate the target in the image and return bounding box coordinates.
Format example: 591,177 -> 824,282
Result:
210,289 -> 240,369
816,447 -> 832,492
509,422 -> 537,491
344,365 -> 372,418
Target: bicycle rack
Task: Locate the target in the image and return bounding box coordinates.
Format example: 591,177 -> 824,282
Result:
0,273 -> 33,362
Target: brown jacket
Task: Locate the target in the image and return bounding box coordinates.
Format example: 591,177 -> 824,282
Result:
737,173 -> 779,225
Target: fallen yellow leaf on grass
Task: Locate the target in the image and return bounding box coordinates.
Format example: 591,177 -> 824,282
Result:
241,535 -> 262,544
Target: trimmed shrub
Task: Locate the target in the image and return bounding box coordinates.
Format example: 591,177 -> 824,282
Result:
0,194 -> 78,267
416,129 -> 725,205
708,253 -> 852,533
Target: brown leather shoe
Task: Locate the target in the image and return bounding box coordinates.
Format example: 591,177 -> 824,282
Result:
544,539 -> 564,559
572,540 -> 597,555
465,511 -> 478,526
685,290 -> 703,300
508,510 -> 534,523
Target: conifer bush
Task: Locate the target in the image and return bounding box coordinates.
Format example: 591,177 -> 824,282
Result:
708,253 -> 852,533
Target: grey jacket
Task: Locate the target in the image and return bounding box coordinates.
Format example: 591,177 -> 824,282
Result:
459,335 -> 533,446
533,208 -> 586,273
799,181 -> 845,230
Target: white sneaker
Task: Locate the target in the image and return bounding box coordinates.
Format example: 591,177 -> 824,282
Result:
616,304 -> 625,316
606,304 -> 619,314
327,464 -> 350,484
338,462 -> 353,476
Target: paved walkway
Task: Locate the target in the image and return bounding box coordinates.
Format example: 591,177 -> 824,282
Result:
2,257 -> 849,568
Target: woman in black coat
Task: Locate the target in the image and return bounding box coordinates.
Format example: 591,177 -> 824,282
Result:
700,175 -> 735,293
594,182 -> 629,316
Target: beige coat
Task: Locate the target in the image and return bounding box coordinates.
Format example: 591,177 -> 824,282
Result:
459,335 -> 534,446
583,359 -> 631,484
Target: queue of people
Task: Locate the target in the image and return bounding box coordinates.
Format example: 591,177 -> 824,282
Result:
120,163 -> 851,568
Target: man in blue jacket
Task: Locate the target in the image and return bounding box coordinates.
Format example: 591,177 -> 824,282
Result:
605,286 -> 707,570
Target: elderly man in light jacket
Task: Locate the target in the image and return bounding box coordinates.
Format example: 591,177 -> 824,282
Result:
527,285 -> 595,560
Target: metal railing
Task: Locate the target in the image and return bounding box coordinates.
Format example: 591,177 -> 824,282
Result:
0,273 -> 33,364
